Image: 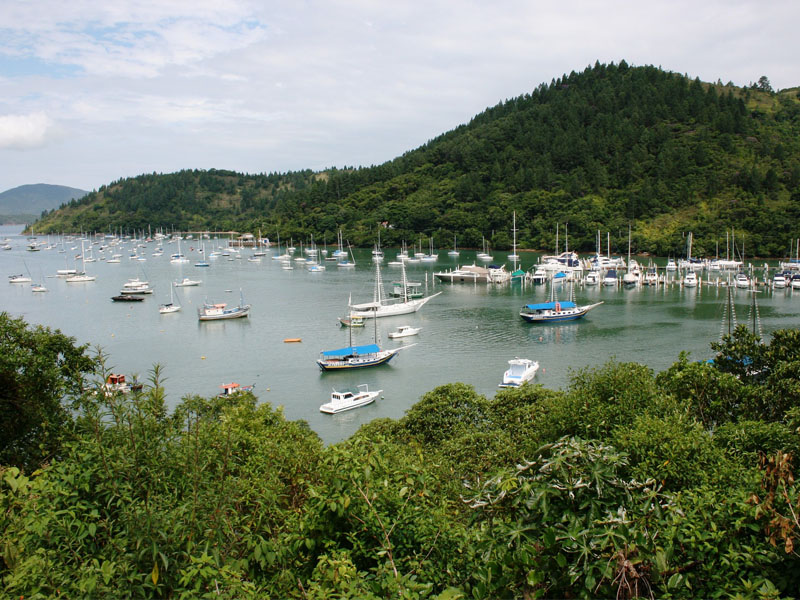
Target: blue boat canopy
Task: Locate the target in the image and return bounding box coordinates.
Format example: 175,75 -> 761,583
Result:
524,301 -> 577,311
321,343 -> 380,358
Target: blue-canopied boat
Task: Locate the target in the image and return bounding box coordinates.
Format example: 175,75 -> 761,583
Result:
316,343 -> 402,371
519,300 -> 603,323
319,304 -> 414,370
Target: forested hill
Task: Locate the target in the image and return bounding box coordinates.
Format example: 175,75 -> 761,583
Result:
32,61 -> 800,257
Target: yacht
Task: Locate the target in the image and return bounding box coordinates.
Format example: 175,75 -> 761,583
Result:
498,358 -> 540,388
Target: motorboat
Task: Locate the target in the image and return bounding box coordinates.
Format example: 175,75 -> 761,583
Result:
643,266 -> 659,286
174,278 -> 202,287
435,264 -> 491,283
773,272 -> 789,289
519,300 -> 603,323
319,384 -> 383,414
111,295 -> 145,302
791,274 -> 800,290
218,382 -> 255,397
388,325 -> 421,339
734,272 -> 750,289
499,357 -> 540,388
8,274 -> 32,283
603,269 -> 618,286
584,270 -> 600,285
683,271 -> 698,287
527,267 -> 547,285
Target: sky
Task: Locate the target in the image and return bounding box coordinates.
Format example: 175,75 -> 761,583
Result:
1,0 -> 798,193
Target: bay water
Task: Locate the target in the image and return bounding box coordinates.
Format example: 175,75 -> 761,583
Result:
3,224 -> 799,444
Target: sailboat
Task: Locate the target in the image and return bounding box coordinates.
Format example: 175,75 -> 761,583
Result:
66,242 -> 96,282
520,280 -> 603,323
317,305 -> 412,371
510,211 -> 525,281
448,235 -> 459,257
159,285 -> 181,314
348,259 -> 441,319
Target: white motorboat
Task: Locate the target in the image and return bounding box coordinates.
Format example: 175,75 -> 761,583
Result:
319,384 -> 383,414
734,272 -> 750,289
499,357 -> 540,388
683,271 -> 698,287
584,270 -> 600,285
603,269 -> 618,286
174,278 -> 202,287
8,274 -> 32,283
388,325 -> 421,339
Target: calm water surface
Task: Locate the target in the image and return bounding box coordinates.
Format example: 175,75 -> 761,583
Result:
3,225 -> 799,443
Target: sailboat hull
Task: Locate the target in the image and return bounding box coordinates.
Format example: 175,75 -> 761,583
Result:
316,349 -> 399,371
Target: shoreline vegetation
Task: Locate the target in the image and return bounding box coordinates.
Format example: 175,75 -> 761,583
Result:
27,61 -> 800,260
2,311 -> 800,597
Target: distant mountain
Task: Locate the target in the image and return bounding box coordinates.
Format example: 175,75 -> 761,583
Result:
0,184 -> 88,223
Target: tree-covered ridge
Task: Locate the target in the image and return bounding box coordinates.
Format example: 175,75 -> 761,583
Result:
33,61 -> 800,257
3,313 -> 800,597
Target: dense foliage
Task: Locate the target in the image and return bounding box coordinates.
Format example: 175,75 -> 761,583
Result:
3,314 -> 800,598
31,61 -> 800,257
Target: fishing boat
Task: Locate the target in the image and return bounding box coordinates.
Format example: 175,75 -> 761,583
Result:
319,384 -> 383,414
349,260 -> 441,319
338,314 -> 365,327
218,382 -> 255,397
498,357 -> 540,388
388,325 -> 421,339
519,300 -> 603,323
197,291 -> 250,321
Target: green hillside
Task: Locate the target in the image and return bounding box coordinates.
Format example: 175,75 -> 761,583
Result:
30,61 -> 800,257
1,184 -> 87,224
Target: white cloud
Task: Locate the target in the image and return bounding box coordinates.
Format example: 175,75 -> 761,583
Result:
0,0 -> 798,191
0,112 -> 56,149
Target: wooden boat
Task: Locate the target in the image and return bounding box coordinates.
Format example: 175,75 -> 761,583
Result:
197,291 -> 250,321
283,338 -> 302,343
319,384 -> 382,414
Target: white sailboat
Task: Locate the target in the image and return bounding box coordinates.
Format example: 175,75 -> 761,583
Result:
349,259 -> 441,319
159,285 -> 181,314
66,242 -> 96,282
